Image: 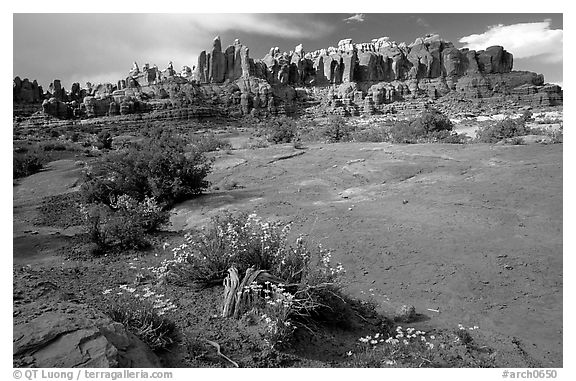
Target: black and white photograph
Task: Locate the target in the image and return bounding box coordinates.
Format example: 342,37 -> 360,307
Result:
8,2 -> 568,377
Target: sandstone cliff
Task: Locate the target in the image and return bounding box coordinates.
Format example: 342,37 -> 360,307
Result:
13,33 -> 562,121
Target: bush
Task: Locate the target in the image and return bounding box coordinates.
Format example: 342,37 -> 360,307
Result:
387,109 -> 463,144
190,133 -> 232,152
265,116 -> 298,144
67,131 -> 80,142
324,115 -> 355,142
81,130 -> 212,207
154,212 -> 347,348
96,131 -> 113,150
475,117 -> 531,143
80,195 -> 169,253
351,125 -> 389,143
40,141 -> 68,151
13,150 -> 46,179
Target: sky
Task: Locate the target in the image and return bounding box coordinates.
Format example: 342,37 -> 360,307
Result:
13,13 -> 563,90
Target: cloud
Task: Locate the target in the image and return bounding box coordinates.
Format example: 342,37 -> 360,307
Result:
343,14 -> 365,23
144,14 -> 335,41
415,17 -> 430,28
459,20 -> 562,63
13,14 -> 335,88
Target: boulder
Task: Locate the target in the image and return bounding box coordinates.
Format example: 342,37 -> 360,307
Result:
13,303 -> 160,368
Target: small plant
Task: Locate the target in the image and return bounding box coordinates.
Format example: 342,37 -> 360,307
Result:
324,115 -> 355,142
80,195 -> 169,253
190,133 -> 232,152
345,324 -> 491,367
102,286 -> 178,351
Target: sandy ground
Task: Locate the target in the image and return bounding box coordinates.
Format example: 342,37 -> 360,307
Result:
13,141 -> 562,366
171,142 -> 563,366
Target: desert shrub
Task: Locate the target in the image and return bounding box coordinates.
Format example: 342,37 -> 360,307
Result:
190,133 -> 232,152
67,131 -> 80,142
154,212 -> 347,348
96,130 -> 113,150
239,137 -> 270,150
475,117 -> 531,143
103,291 -> 178,351
387,109 -> 463,144
13,149 -> 46,179
352,125 -> 389,143
81,130 -> 212,207
323,115 -> 355,142
265,116 -> 298,144
49,128 -> 61,138
80,195 -> 169,253
40,141 -> 68,151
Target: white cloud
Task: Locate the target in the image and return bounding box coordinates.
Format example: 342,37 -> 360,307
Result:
14,14 -> 336,88
415,17 -> 430,28
459,20 -> 562,63
145,14 -> 335,40
343,14 -> 365,23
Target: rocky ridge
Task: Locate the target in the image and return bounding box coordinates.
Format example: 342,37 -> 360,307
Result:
14,34 -> 562,122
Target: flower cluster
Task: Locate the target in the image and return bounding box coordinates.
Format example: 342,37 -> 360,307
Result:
458,323 -> 480,331
103,285 -> 177,316
359,326 -> 437,350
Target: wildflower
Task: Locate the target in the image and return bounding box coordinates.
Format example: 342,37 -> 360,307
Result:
346,351 -> 353,357
370,340 -> 378,345
430,335 -> 435,340
403,340 -> 409,345
102,289 -> 112,295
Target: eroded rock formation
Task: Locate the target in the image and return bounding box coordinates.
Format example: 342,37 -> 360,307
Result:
14,33 -> 562,121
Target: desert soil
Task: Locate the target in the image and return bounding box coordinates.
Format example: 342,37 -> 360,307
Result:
13,140 -> 562,367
